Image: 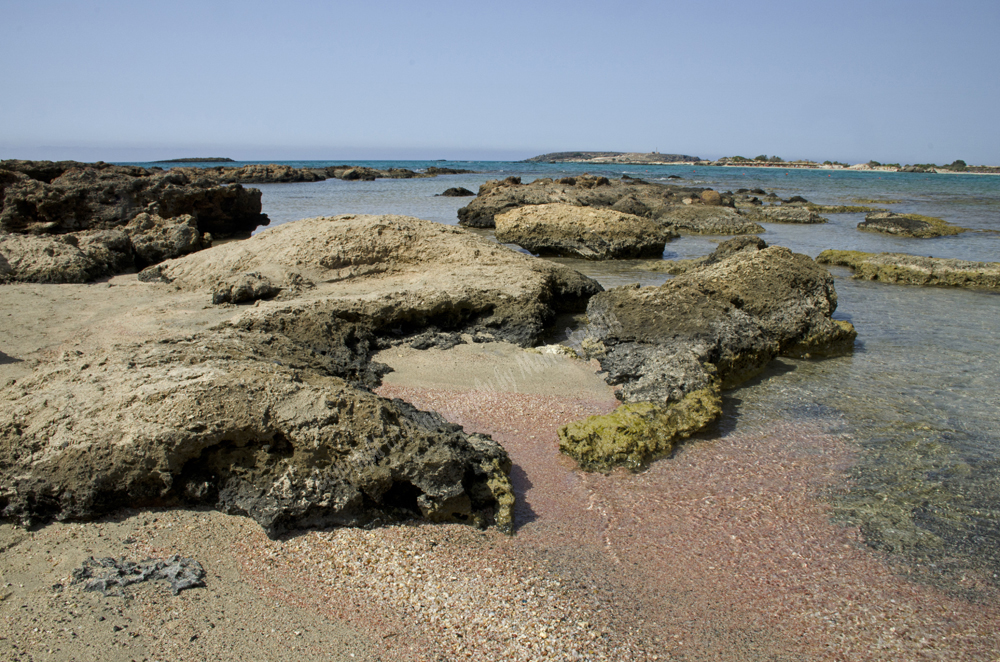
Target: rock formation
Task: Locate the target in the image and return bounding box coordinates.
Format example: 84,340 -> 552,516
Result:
657,205 -> 765,235
457,174 -> 738,229
494,203 -> 677,259
857,211 -> 969,238
559,241 -> 856,471
438,187 -> 475,197
0,161 -> 268,282
817,250 -> 1000,290
747,206 -> 828,224
1,214 -> 604,536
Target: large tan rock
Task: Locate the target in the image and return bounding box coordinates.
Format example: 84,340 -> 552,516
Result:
495,203 -> 677,259
0,329 -> 514,536
0,214 -> 604,535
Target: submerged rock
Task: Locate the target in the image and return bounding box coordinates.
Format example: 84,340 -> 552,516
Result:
558,389 -> 722,472
817,249 -> 1000,290
494,203 -> 677,259
657,205 -> 765,235
559,242 -> 856,470
858,212 -> 969,238
748,206 -> 828,224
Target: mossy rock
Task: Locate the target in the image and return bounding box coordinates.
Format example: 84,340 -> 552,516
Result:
805,203 -> 887,214
817,250 -> 1000,291
857,212 -> 969,238
557,387 -> 722,472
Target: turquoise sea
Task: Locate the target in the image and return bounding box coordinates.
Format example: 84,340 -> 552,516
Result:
127,159 -> 1000,589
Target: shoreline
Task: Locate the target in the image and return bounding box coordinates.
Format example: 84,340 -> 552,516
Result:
2,283 -> 1000,659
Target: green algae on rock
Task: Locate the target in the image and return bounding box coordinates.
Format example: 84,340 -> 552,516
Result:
558,387 -> 723,472
805,203 -> 888,214
857,211 -> 970,238
560,240 -> 855,472
817,249 -> 1000,290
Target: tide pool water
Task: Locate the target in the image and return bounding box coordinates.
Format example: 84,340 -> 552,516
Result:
130,159 -> 1000,588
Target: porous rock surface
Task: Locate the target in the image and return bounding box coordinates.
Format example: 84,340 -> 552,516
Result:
149,214 -> 601,347
559,242 -> 856,470
457,174 -> 741,230
0,160 -> 267,282
857,211 -> 968,238
747,206 -> 828,224
1,214 -> 603,536
817,249 -> 1000,290
657,205 -> 765,235
494,203 -> 677,259
0,331 -> 514,537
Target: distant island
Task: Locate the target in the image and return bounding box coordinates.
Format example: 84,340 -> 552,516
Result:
152,157 -> 235,163
525,151 -> 701,164
525,152 -> 1000,174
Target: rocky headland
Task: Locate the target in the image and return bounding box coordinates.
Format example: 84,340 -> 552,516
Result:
525,151 -> 701,164
817,249 -> 1000,290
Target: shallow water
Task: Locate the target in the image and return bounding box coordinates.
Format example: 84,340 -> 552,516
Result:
133,159 -> 1000,588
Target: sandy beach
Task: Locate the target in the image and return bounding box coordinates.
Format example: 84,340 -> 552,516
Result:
2,276 -> 998,660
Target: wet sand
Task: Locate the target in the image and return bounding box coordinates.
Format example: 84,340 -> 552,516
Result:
3,340 -> 999,660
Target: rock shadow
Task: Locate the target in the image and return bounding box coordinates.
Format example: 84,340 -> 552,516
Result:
0,351 -> 22,365
510,463 -> 538,531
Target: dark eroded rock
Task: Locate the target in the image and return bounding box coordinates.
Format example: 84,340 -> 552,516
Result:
438,187 -> 475,197
0,331 -> 515,537
0,161 -> 268,282
73,555 -> 206,596
559,243 -> 856,470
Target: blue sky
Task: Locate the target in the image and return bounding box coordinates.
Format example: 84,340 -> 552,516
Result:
2,0 -> 997,164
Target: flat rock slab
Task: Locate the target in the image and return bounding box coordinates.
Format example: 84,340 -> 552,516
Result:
817,249 -> 1000,290
657,205 -> 765,235
857,212 -> 968,238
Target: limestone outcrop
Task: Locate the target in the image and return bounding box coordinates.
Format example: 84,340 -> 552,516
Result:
748,206 -> 828,224
456,174 -> 736,229
2,215 -> 596,535
657,205 -> 765,235
0,331 -> 514,536
0,161 -> 268,282
494,203 -> 677,259
817,250 -> 1000,290
559,242 -> 856,470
